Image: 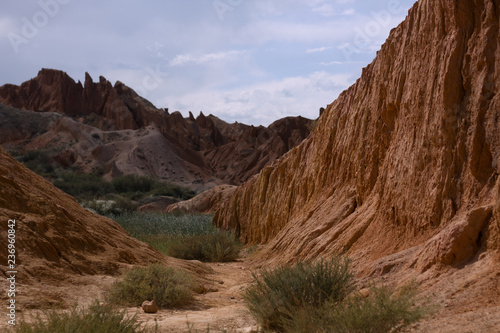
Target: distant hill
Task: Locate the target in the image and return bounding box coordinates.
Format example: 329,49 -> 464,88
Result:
0,69 -> 314,191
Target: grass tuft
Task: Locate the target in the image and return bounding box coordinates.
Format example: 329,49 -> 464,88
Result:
283,283 -> 430,333
13,300 -> 155,333
168,231 -> 243,262
244,257 -> 354,331
113,212 -> 216,239
107,264 -> 196,309
113,212 -> 242,262
244,257 -> 430,333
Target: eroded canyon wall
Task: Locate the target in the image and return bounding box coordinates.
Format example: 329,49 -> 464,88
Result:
214,0 -> 500,272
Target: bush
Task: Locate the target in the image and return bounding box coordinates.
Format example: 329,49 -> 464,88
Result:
114,212 -> 216,238
168,231 -> 243,262
17,152 -> 195,206
114,212 -> 241,262
112,212 -> 220,255
244,258 -> 353,331
19,150 -> 52,164
107,264 -> 195,309
283,283 -> 429,333
13,300 -> 154,333
81,197 -> 138,216
110,175 -> 195,201
18,150 -> 55,176
150,182 -> 196,200
53,172 -> 113,198
112,175 -> 155,193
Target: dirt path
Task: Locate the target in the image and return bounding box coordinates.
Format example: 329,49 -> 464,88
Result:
131,261 -> 259,332
0,260 -> 258,333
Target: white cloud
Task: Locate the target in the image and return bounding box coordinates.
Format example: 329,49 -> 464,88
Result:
320,60 -> 363,66
169,50 -> 246,67
341,8 -> 355,15
307,46 -> 334,54
0,0 -> 417,126
160,71 -> 354,125
312,4 -> 336,17
0,17 -> 15,38
239,19 -> 354,45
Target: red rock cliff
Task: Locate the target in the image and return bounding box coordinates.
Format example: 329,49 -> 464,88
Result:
215,0 -> 500,271
0,71 -> 314,188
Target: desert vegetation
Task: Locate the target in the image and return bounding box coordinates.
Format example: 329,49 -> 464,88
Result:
244,258 -> 429,332
14,149 -> 195,214
114,212 -> 242,262
13,300 -> 156,333
168,231 -> 242,262
107,264 -> 197,309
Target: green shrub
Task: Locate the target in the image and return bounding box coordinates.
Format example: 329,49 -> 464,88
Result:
112,212 -> 221,256
107,264 -> 195,309
135,234 -> 172,255
110,175 -> 195,201
243,258 -> 353,331
150,182 -> 196,200
13,300 -> 154,333
114,212 -> 216,239
283,283 -> 429,333
114,212 -> 241,262
19,150 -> 51,164
168,231 -> 242,262
81,196 -> 138,216
112,175 -> 155,193
113,196 -> 139,213
53,172 -> 113,198
18,150 -> 55,176
17,152 -> 195,205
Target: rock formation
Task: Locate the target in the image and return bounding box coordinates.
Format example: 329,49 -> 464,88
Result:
0,71 -> 314,190
0,148 -> 209,308
165,185 -> 237,214
215,0 -> 500,328
141,300 -> 159,314
204,117 -> 313,185
138,196 -> 182,212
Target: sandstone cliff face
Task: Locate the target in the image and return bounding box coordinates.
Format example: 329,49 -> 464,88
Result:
214,3 -> 500,328
215,0 -> 499,277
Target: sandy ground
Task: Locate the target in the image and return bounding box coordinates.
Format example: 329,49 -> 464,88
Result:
131,261 -> 259,332
0,260 -> 258,333
2,255 -> 500,332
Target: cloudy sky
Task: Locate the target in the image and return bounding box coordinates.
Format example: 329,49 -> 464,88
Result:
0,0 -> 416,125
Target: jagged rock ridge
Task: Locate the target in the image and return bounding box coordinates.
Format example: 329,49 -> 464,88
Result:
0,70 -> 314,190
